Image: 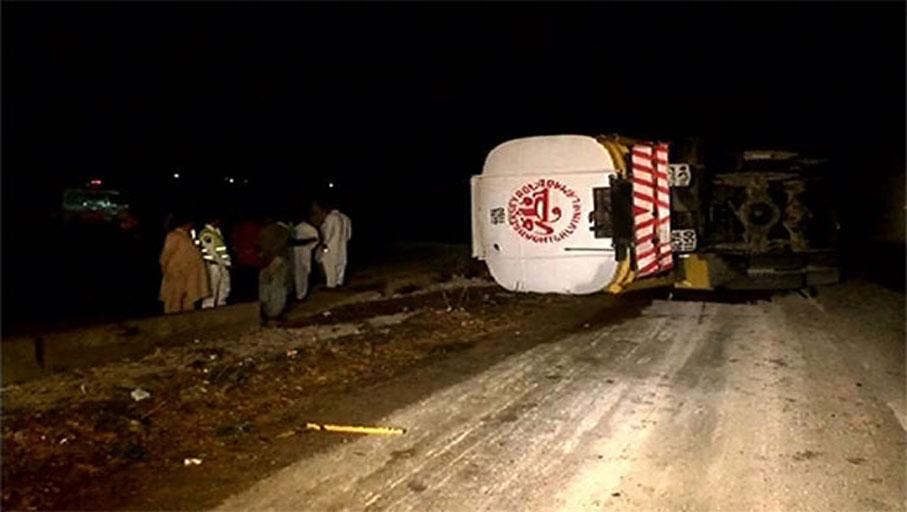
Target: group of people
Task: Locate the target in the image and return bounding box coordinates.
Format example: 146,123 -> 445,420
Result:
158,199 -> 351,322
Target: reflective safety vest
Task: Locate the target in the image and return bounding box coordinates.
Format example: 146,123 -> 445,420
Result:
193,224 -> 232,267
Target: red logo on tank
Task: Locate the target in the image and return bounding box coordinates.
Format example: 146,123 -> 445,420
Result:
507,179 -> 582,243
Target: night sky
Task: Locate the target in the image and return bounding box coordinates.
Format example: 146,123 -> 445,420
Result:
3,2 -> 905,228
2,2 -> 905,264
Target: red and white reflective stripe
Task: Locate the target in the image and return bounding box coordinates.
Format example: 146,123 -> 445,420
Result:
654,143 -> 673,270
631,143 -> 673,276
631,145 -> 657,273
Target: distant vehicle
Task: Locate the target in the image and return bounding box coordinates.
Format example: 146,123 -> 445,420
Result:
471,135 -> 839,294
62,179 -> 132,227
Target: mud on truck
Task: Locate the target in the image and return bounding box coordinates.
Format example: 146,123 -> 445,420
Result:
470,135 -> 840,294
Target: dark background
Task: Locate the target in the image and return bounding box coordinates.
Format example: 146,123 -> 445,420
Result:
2,2 -> 904,330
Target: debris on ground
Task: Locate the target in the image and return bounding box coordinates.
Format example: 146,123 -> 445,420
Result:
183,458 -> 203,466
1,280 -> 567,511
130,388 -> 151,402
304,422 -> 406,436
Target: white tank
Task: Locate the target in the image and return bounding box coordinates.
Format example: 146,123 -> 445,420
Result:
471,135 -> 619,294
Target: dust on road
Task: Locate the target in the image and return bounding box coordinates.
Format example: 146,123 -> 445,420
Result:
219,282 -> 905,512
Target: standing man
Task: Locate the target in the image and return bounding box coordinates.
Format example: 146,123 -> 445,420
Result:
159,215 -> 210,314
258,215 -> 292,322
313,200 -> 352,288
258,215 -> 319,323
230,210 -> 262,302
196,217 -> 232,308
293,212 -> 320,301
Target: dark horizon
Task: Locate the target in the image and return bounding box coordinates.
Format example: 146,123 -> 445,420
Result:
5,2 -> 904,193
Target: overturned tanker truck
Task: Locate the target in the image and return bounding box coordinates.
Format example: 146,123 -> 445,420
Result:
470,135 -> 840,294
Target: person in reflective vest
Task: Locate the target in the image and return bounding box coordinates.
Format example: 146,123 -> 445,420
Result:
193,218 -> 232,308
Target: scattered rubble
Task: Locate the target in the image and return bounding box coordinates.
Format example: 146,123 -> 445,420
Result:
130,388 -> 151,402
1,280 -> 566,511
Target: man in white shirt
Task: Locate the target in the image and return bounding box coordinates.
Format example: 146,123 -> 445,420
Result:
313,200 -> 351,288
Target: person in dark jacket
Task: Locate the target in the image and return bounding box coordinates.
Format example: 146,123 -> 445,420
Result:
230,214 -> 262,302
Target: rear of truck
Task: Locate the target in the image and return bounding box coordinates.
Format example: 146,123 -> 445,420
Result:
598,135 -> 840,292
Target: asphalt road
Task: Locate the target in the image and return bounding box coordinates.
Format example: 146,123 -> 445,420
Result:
217,282 -> 905,512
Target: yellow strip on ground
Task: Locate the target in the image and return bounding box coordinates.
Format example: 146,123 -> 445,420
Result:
304,422 -> 406,436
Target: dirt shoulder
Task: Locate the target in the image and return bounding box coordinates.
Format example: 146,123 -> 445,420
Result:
1,281 -> 644,511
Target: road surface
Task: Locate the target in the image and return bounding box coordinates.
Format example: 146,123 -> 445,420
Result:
218,282 -> 905,511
